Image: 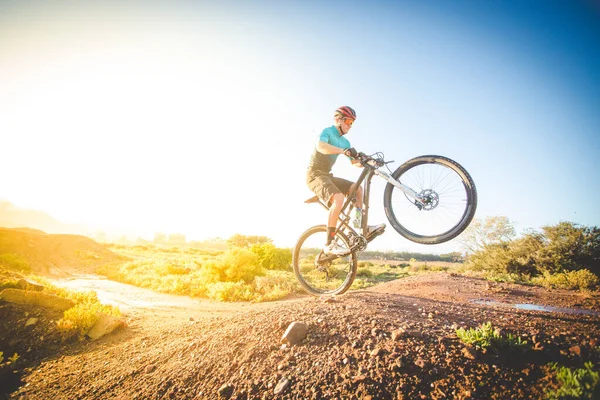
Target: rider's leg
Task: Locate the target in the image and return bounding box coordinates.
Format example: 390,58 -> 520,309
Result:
350,183 -> 385,237
326,193 -> 345,244
352,184 -> 364,208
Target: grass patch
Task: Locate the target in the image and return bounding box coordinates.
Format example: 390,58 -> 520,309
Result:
351,263 -> 410,290
101,246 -> 434,301
99,247 -> 298,302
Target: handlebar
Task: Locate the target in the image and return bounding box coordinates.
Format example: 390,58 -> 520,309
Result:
351,152 -> 392,168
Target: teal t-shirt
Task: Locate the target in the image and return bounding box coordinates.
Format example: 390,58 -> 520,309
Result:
307,125 -> 351,176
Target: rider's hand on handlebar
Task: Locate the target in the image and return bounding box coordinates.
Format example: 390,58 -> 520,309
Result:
343,147 -> 358,158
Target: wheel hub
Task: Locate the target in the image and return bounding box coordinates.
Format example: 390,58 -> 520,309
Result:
417,189 -> 439,211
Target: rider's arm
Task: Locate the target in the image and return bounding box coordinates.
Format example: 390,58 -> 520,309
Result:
316,141 -> 363,167
316,141 -> 344,155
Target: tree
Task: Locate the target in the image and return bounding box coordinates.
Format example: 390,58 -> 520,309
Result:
227,234 -> 273,248
536,222 -> 600,274
465,221 -> 600,278
167,233 -> 187,247
440,252 -> 464,263
459,216 -> 516,253
153,232 -> 167,245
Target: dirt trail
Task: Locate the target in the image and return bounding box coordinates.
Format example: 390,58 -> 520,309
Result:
50,274 -> 308,328
3,273 -> 600,400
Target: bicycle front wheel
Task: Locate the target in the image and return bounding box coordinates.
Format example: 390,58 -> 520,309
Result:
292,225 -> 358,296
383,155 -> 477,244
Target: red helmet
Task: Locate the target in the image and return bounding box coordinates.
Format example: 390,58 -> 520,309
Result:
335,106 -> 356,120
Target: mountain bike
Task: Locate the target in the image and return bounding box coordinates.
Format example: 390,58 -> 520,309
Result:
293,153 -> 477,296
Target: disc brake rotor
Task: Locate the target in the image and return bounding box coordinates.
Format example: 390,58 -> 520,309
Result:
418,189 -> 439,211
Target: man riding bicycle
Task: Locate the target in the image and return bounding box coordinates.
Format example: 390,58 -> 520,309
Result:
306,106 -> 386,256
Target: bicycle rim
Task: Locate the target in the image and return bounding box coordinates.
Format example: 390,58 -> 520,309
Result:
292,225 -> 357,296
383,155 -> 477,244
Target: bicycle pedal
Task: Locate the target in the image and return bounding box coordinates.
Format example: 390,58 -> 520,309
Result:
366,227 -> 386,241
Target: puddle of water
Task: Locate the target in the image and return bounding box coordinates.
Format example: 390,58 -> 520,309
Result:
472,300 -> 600,316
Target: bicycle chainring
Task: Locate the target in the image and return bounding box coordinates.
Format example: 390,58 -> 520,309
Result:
349,233 -> 368,252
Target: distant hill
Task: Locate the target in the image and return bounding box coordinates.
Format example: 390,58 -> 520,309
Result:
0,227 -> 127,277
0,200 -> 80,234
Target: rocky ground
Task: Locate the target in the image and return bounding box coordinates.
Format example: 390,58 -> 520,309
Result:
1,273 -> 599,399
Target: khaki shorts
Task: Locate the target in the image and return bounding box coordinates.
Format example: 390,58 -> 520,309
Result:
306,173 -> 354,206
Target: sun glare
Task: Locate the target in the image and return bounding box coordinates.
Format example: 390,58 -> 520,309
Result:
1,14 -> 309,244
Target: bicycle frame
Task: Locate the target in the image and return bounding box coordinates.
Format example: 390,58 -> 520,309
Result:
312,157 -> 424,242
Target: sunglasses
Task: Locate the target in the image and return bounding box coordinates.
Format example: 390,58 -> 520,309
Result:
342,117 -> 355,127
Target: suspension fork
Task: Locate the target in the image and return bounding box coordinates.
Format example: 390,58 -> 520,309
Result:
373,168 -> 425,206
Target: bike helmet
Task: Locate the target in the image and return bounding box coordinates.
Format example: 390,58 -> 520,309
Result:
335,106 -> 356,120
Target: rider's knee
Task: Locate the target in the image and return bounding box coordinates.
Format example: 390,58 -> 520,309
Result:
330,193 -> 345,208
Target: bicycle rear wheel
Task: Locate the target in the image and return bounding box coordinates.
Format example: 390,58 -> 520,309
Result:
292,225 -> 357,296
383,155 -> 477,244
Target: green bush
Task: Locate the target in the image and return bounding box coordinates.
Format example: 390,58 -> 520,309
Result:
464,221 -> 600,289
0,352 -> 19,366
250,243 -> 292,270
207,281 -> 253,302
214,249 -> 265,283
57,301 -> 121,340
252,273 -> 298,301
531,269 -> 599,291
456,322 -> 501,350
0,277 -> 21,290
456,322 -> 527,351
546,362 -> 599,400
0,254 -> 30,272
356,267 -> 373,278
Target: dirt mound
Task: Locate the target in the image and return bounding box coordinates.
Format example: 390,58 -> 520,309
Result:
0,228 -> 127,277
3,274 -> 599,399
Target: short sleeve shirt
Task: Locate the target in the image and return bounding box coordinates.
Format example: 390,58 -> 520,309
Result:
307,126 -> 351,177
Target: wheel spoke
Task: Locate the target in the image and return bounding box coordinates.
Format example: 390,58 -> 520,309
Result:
384,156 -> 477,244
293,226 -> 357,296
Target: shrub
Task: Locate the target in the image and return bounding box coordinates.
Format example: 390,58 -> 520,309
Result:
0,254 -> 30,272
546,362 -> 599,400
250,243 -> 292,270
357,267 -> 373,278
57,301 -> 121,340
456,322 -> 527,351
252,273 -> 298,302
536,223 -> 600,275
216,249 -> 265,283
0,278 -> 21,290
565,269 -> 600,291
531,269 -> 599,291
464,221 -> 600,289
0,352 -> 19,366
206,281 -> 252,302
456,322 -> 501,350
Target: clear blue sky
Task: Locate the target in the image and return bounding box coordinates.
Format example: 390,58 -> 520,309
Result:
1,0 -> 599,253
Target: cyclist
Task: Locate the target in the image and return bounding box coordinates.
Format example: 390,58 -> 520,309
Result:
306,106 -> 386,256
